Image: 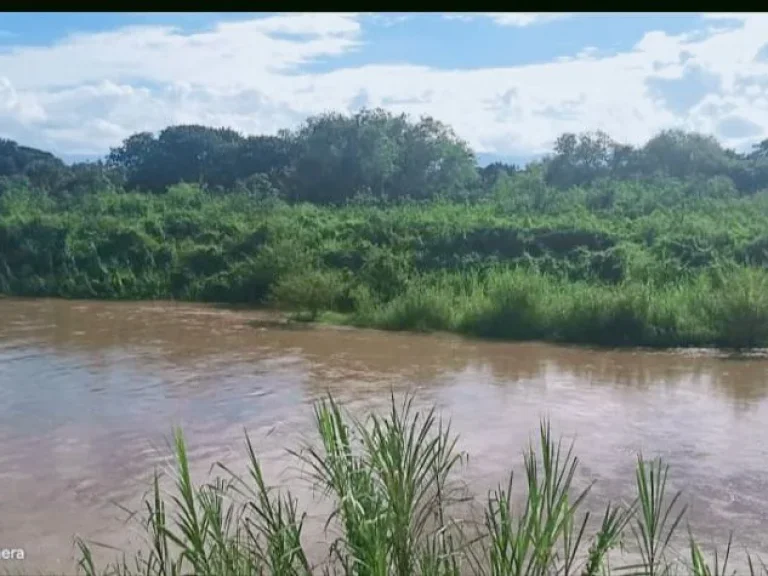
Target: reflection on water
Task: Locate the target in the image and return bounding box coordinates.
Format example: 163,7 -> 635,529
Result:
1,298 -> 768,572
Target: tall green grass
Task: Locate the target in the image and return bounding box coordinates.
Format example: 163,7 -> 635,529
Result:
77,394 -> 767,576
365,266 -> 768,349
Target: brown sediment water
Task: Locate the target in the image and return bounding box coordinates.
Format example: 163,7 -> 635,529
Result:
1,298 -> 768,572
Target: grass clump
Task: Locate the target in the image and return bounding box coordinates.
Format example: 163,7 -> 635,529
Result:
458,269 -> 552,341
696,267 -> 768,349
373,284 -> 460,333
77,393 -> 767,576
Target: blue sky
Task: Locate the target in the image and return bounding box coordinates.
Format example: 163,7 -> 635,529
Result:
1,12 -> 766,163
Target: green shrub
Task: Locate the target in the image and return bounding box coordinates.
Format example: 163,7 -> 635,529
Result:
271,268 -> 348,320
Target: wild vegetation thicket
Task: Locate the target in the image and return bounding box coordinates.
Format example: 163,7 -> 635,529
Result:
3,109 -> 768,348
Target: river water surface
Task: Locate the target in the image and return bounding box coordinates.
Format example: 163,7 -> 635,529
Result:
2,298 -> 768,573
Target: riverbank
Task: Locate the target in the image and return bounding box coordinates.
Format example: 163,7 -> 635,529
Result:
3,186 -> 768,349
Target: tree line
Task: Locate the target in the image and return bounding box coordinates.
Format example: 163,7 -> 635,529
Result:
2,108 -> 768,203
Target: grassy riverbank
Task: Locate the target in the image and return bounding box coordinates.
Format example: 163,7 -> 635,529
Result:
3,184 -> 768,348
4,112 -> 768,349
76,394 -> 763,576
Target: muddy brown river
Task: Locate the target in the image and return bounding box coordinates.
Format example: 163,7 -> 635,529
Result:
1,298 -> 768,573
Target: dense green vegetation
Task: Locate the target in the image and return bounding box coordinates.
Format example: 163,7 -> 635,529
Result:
76,394 -> 763,576
3,109 -> 768,348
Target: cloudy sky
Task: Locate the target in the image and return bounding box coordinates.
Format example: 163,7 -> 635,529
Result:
1,12 -> 768,163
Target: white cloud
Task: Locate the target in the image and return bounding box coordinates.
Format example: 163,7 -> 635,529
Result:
700,13 -> 758,22
480,13 -> 573,27
0,14 -> 361,90
362,13 -> 412,27
443,13 -> 572,27
1,13 -> 768,158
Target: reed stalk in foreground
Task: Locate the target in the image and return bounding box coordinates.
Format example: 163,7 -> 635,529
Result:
76,394 -> 768,576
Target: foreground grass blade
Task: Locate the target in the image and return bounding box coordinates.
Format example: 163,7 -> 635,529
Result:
75,394 -> 757,576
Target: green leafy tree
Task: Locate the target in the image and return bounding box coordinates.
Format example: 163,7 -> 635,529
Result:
545,131 -> 629,188
749,138 -> 768,160
107,132 -> 165,192
287,108 -> 478,204
638,130 -> 731,180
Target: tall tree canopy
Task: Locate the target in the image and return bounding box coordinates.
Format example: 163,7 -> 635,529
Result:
4,109 -> 768,202
285,109 -> 479,203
